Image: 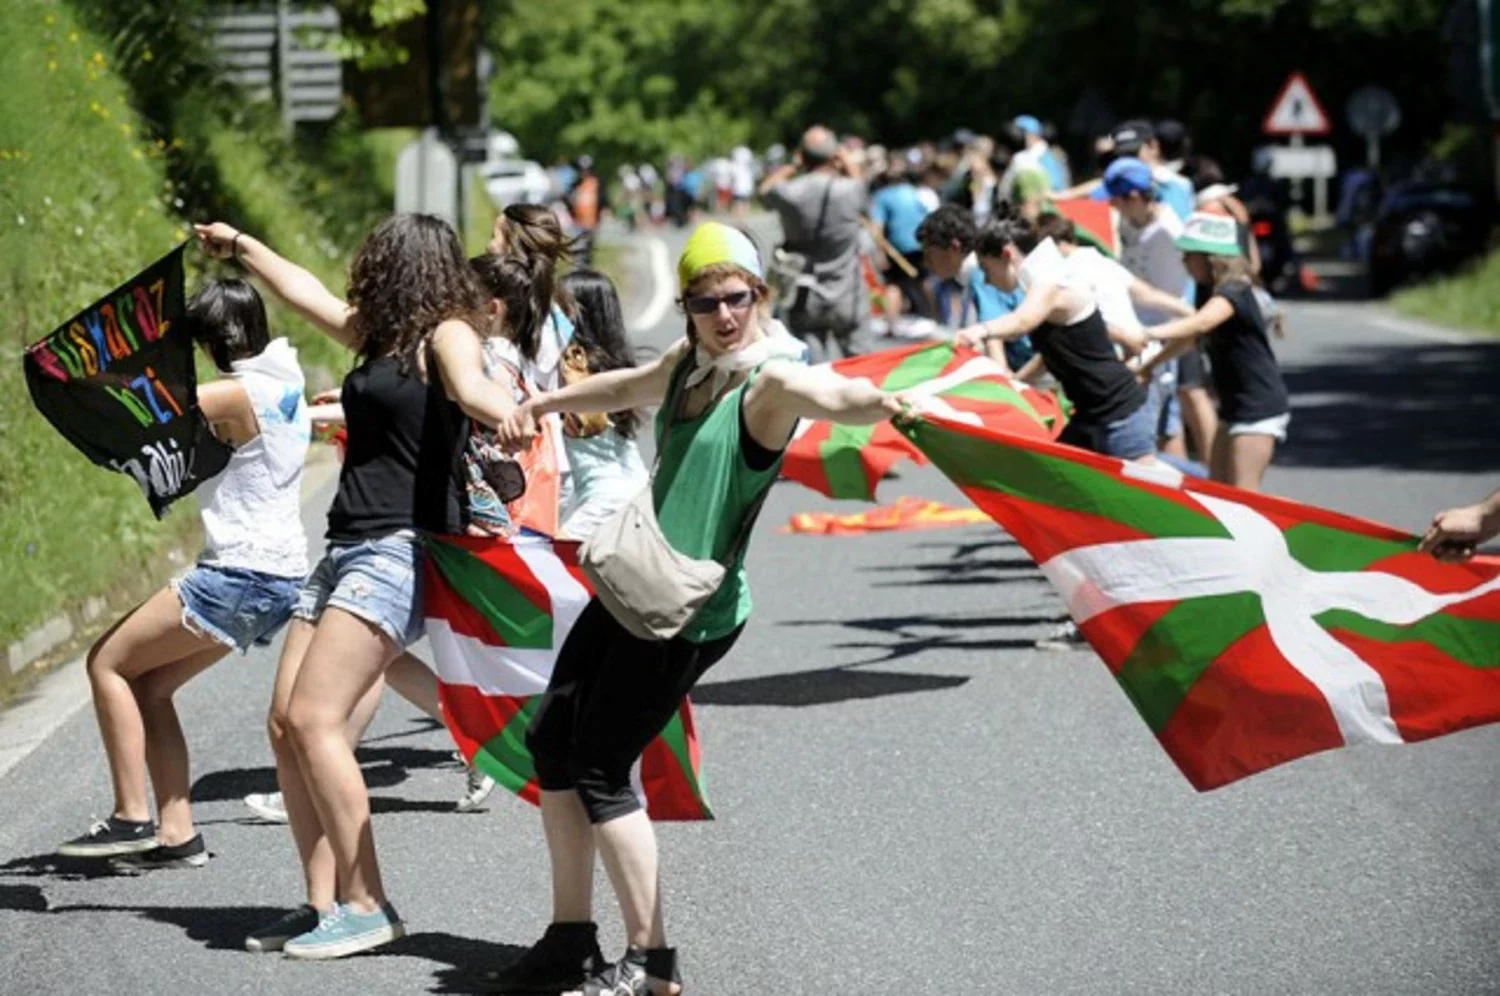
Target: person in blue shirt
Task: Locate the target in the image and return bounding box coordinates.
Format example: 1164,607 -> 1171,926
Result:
1014,115 -> 1068,192
915,204 -> 1033,371
869,169 -> 934,318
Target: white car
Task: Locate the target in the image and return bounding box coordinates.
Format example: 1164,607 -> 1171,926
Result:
482,159 -> 552,207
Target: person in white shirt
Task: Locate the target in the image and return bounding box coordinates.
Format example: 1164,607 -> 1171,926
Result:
59,279 -> 310,870
1103,157 -> 1196,463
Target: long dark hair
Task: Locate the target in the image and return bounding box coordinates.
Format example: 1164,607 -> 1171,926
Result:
470,253 -> 543,362
560,268 -> 640,437
184,279 -> 271,372
347,213 -> 486,368
496,203 -> 577,327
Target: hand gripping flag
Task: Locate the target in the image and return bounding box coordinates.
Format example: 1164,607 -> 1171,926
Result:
902,414 -> 1500,790
423,534 -> 712,819
783,342 -> 1065,502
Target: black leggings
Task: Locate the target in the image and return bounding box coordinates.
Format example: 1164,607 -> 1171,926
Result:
526,598 -> 743,824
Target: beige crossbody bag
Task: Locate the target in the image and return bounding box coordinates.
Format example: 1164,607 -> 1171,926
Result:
579,367 -> 770,641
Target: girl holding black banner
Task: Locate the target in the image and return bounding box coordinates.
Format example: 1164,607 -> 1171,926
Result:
194,214 -> 529,960
58,279 -> 311,872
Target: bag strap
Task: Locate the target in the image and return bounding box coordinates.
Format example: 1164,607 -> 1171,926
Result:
809,174 -> 834,250
651,358 -> 777,568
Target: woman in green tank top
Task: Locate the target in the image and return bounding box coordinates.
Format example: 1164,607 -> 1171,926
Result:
484,223 -> 909,995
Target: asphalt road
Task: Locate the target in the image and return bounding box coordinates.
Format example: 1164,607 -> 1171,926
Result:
2,222 -> 1498,995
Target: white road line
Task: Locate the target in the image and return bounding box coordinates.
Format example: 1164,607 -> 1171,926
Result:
629,236 -> 675,334
1367,312 -> 1491,345
0,660 -> 91,781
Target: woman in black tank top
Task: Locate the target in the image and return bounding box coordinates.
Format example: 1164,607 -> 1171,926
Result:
194,215 -> 533,958
953,213 -> 1155,460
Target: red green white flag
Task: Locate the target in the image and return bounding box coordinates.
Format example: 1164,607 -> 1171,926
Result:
423,534 -> 712,819
783,342 -> 1065,502
902,413 -> 1500,790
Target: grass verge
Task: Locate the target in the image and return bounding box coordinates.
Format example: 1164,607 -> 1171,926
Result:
1392,250 -> 1500,337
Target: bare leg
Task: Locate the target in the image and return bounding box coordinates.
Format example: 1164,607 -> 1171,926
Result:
132,646 -> 231,845
595,811 -> 681,993
286,608 -> 398,913
1226,433 -> 1278,493
595,811 -> 661,947
1159,433 -> 1189,459
540,790 -> 596,922
269,620 -> 339,909
1179,387 -> 1219,463
86,586 -> 222,823
1210,426 -> 1232,485
384,652 -> 443,722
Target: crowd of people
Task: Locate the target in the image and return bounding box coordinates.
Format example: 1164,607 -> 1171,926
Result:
56,195 -> 906,993
46,108 -> 1498,994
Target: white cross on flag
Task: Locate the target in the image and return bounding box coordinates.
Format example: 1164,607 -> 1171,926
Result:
904,414 -> 1500,790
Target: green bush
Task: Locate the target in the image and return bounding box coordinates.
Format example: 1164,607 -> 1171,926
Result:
0,0 -> 407,652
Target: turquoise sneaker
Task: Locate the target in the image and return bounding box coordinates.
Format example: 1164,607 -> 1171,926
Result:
282,902 -> 405,960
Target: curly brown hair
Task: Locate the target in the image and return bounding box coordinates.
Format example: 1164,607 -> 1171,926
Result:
347,214 -> 486,368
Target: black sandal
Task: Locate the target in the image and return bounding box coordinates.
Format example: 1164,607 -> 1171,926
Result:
579,945 -> 681,995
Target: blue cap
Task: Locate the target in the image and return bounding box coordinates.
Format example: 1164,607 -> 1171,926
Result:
1013,115 -> 1043,137
1102,157 -> 1154,198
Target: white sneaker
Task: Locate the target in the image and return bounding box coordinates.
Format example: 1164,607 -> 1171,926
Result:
1035,620 -> 1089,652
244,791 -> 288,824
456,764 -> 496,813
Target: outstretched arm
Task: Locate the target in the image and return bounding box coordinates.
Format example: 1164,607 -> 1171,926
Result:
194,222 -> 358,349
743,360 -> 904,447
954,282 -> 1064,350
1146,296 -> 1233,343
1128,277 -> 1195,319
430,320 -> 521,432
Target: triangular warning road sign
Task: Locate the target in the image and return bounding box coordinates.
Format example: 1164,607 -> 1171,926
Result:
1263,72 -> 1331,136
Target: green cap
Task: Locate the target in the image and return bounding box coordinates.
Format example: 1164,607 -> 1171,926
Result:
1176,212 -> 1241,256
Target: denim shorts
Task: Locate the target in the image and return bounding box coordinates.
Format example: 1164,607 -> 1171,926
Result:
294,530 -> 425,648
171,564 -> 302,654
1061,401 -> 1157,460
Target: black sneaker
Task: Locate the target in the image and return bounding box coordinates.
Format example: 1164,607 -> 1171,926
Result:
57,816 -> 158,858
482,921 -> 604,992
110,834 -> 208,874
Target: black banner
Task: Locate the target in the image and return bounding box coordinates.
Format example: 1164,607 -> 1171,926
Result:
22,244 -> 232,518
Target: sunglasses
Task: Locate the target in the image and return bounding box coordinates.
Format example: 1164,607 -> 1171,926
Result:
685,290 -> 755,315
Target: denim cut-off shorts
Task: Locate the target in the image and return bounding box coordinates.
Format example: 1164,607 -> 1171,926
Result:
171,564 -> 302,654
294,529 -> 425,648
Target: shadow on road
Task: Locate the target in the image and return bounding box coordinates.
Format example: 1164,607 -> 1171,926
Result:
365,931 -> 527,993
0,882 -> 48,911
3,900 -> 290,949
1280,340 -> 1500,473
0,851 -> 124,882
189,744 -> 459,803
693,667 -> 969,707
776,610 -> 1060,666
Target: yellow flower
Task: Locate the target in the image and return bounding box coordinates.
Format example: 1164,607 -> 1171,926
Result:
47,60 -> 57,72
92,51 -> 105,66
68,30 -> 78,42
142,49 -> 154,63
119,123 -> 132,137
132,149 -> 144,160
44,12 -> 56,24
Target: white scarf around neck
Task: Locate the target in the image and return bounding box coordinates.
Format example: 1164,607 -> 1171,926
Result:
683,317 -> 808,397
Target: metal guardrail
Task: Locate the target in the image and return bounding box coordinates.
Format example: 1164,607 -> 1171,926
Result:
206,2 -> 342,125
